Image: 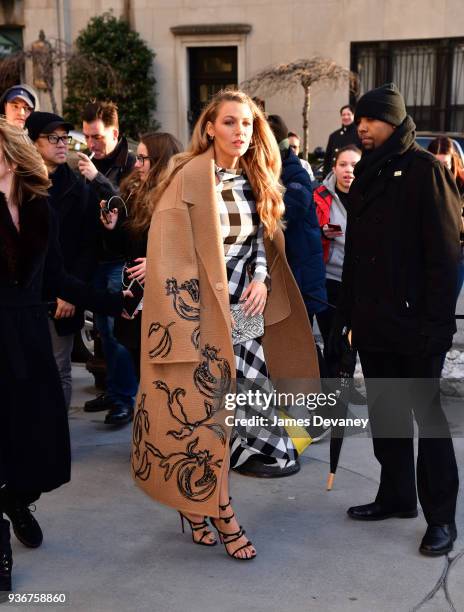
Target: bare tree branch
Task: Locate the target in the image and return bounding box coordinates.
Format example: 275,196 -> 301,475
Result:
242,56 -> 358,157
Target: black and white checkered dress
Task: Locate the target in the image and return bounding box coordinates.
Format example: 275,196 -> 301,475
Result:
215,167 -> 297,469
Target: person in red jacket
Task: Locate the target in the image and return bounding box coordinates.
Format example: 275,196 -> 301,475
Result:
313,145 -> 361,376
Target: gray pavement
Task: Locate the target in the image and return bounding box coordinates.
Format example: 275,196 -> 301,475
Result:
5,364 -> 464,612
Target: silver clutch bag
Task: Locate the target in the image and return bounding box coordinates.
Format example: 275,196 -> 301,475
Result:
230,303 -> 264,345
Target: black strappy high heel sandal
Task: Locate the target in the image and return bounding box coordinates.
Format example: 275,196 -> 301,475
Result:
211,498 -> 256,561
178,512 -> 217,547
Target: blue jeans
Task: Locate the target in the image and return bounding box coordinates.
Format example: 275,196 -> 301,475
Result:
93,262 -> 138,407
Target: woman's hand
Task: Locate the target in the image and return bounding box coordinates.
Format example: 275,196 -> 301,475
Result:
54,298 -> 76,319
127,258 -> 146,283
100,200 -> 119,230
240,280 -> 267,316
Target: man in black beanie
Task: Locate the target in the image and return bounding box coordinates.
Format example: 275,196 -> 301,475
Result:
331,83 -> 461,556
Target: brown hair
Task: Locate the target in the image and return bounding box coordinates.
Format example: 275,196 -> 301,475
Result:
333,144 -> 362,165
427,136 -> 464,184
0,118 -> 50,205
82,101 -> 119,129
151,89 -> 284,238
120,132 -> 183,235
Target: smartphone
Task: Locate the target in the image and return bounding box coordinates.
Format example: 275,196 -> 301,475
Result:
101,203 -> 111,224
47,301 -> 57,318
123,279 -> 144,318
327,223 -> 342,232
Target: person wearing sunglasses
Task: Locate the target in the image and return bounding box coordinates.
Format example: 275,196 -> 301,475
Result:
26,112 -> 99,411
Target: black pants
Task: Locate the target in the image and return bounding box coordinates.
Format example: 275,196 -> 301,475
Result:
359,350 -> 459,525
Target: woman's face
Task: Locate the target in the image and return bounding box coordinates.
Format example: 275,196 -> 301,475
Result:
134,142 -> 151,181
333,150 -> 361,190
207,101 -> 254,167
435,153 -> 452,170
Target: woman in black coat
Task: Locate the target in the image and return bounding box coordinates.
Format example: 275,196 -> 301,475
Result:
0,119 -> 124,595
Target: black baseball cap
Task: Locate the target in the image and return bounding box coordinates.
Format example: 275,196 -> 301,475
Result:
25,112 -> 74,142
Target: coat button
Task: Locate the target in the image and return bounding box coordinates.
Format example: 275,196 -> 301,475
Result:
370,256 -> 376,263
354,255 -> 360,263
215,282 -> 224,291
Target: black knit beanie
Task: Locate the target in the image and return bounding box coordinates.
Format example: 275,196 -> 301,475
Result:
354,83 -> 407,126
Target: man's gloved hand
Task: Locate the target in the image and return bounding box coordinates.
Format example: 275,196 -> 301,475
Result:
327,313 -> 351,361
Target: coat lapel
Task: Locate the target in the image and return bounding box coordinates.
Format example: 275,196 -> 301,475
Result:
182,148 -> 232,328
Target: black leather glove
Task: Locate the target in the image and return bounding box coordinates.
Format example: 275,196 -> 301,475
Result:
327,313 -> 350,361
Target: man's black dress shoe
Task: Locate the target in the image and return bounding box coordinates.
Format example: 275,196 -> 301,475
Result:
104,405 -> 133,425
347,502 -> 418,521
0,518 -> 12,595
233,456 -> 301,478
419,523 -> 457,556
3,503 -> 43,548
84,393 -> 114,413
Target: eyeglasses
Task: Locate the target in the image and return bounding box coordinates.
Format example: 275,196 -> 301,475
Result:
39,134 -> 72,145
135,154 -> 153,164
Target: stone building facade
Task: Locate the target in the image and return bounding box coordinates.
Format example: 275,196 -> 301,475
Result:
1,0 -> 464,150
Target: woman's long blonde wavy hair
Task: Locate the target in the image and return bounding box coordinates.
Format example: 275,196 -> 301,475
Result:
152,89 -> 284,238
0,118 -> 50,204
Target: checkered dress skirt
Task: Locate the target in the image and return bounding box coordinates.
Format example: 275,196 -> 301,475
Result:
215,167 -> 297,469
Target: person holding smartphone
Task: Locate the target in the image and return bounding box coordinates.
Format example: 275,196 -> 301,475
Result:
99,132 -> 182,380
313,145 -> 361,377
77,101 -> 138,425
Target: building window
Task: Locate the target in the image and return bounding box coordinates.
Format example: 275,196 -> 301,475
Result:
351,38 -> 464,132
188,46 -> 238,133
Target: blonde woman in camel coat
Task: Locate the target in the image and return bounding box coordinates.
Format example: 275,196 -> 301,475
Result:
131,90 -> 319,560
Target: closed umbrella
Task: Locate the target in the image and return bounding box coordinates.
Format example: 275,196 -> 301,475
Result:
326,331 -> 357,490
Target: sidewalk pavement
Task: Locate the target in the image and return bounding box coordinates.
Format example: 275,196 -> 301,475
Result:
6,365 -> 463,612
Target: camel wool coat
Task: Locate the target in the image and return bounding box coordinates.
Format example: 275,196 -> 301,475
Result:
132,147 -> 319,517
